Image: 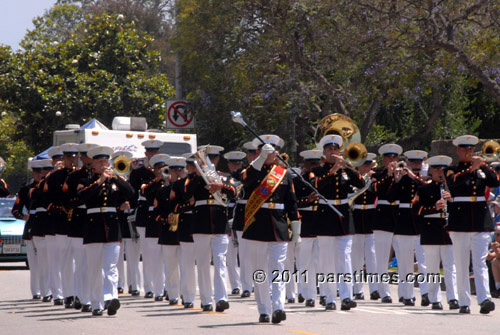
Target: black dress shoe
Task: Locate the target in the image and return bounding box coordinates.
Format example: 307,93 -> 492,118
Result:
92,309 -> 104,316
81,304 -> 92,312
370,291 -> 380,300
169,299 -> 179,305
259,314 -> 270,323
325,302 -> 336,310
421,293 -> 430,307
271,309 -> 286,324
64,296 -> 74,308
231,288 -> 240,295
381,296 -> 392,303
403,298 -> 415,306
107,298 -> 120,316
480,299 -> 495,314
32,295 -> 41,300
117,287 -> 124,294
448,299 -> 459,310
241,290 -> 251,298
216,300 -> 229,312
42,295 -> 53,302
398,296 -> 404,303
305,299 -> 315,307
184,302 -> 194,309
341,298 -> 357,310
54,298 -> 64,306
319,296 -> 326,306
432,302 -> 443,310
354,293 -> 365,300
202,304 -> 213,312
459,306 -> 470,314
298,293 -> 305,303
144,292 -> 154,298
287,298 -> 295,303
74,297 -> 82,309
154,296 -> 163,301
131,290 -> 140,296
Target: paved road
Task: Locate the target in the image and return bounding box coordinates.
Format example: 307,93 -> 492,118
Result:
1,262 -> 498,335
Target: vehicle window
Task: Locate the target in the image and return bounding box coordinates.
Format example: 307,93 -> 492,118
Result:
159,143 -> 192,156
0,198 -> 15,218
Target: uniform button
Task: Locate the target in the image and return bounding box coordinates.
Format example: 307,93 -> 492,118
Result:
472,181 -> 475,184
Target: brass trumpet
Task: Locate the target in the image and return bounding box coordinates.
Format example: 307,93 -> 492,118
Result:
112,155 -> 132,176
343,142 -> 368,168
481,140 -> 500,161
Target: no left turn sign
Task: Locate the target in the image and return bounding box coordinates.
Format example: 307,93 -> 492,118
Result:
166,100 -> 195,129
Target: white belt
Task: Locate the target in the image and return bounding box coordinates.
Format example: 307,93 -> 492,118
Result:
236,200 -> 248,205
261,203 -> 284,210
87,207 -> 117,214
124,209 -> 134,214
377,200 -> 399,206
77,205 -> 86,209
148,206 -> 155,211
185,210 -> 192,214
453,196 -> 486,202
228,203 -> 235,208
300,206 -> 316,211
353,204 -> 376,210
319,199 -> 349,206
29,210 -> 36,214
138,195 -> 147,201
36,207 -> 47,213
399,203 -> 412,208
195,200 -> 225,207
424,213 -> 447,219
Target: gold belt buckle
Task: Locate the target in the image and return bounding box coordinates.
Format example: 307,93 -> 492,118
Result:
391,201 -> 398,206
333,200 -> 341,205
100,207 -> 105,213
440,212 -> 445,219
312,205 -> 318,211
470,196 -> 477,202
268,203 -> 276,209
207,199 -> 214,205
360,204 -> 368,210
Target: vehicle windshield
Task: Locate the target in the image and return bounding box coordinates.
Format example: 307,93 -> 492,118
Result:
0,198 -> 15,218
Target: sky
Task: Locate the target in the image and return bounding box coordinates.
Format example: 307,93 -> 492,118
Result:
0,0 -> 58,51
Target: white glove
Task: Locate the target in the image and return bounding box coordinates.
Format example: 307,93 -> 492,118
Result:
250,143 -> 275,171
291,220 -> 302,245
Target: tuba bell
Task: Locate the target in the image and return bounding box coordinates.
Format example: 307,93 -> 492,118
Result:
112,155 -> 132,177
192,146 -> 228,207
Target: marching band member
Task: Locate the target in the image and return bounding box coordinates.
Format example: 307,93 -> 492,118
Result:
78,146 -> 134,316
62,143 -> 98,312
312,135 -> 364,311
12,159 -> 42,300
446,135 -> 499,314
373,143 -> 402,303
294,149 -> 322,307
183,145 -> 236,312
351,153 -> 378,301
415,155 -> 459,310
129,139 -> 163,298
387,150 -> 428,306
142,153 -> 170,301
242,135 -> 300,323
223,151 -> 246,295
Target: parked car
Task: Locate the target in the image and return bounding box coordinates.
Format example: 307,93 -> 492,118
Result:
0,197 -> 27,265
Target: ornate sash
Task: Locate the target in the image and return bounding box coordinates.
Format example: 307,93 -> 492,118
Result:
243,165 -> 286,231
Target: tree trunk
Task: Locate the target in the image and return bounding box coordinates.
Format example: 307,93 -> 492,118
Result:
360,93 -> 384,142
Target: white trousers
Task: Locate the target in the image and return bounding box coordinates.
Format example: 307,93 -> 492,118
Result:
351,234 -> 378,294
284,242 -> 297,299
26,240 -> 40,296
236,231 -> 253,292
123,238 -> 142,291
161,245 -> 180,301
193,234 -> 229,305
423,245 -> 458,303
373,230 -> 394,298
317,235 -> 353,303
45,235 -> 63,299
144,238 -> 165,297
70,237 -> 89,304
179,242 -> 196,303
32,236 -> 50,297
393,235 -> 417,300
117,242 -> 125,289
449,232 -> 491,306
85,242 -> 120,310
295,237 -> 317,300
246,239 -> 287,315
226,235 -> 241,291
57,235 -> 75,299
415,237 -> 429,295
136,226 -> 150,293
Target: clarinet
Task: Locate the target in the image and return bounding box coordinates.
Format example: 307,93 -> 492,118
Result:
440,177 -> 449,228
